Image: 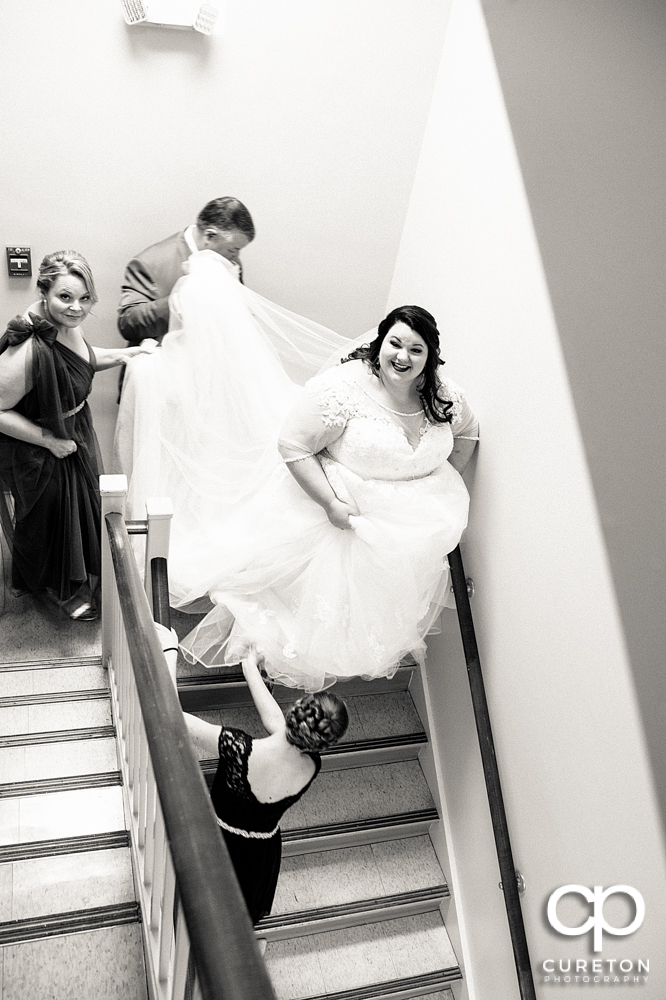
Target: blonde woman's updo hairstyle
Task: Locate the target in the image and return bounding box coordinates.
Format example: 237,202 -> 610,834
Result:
36,251 -> 98,303
285,693 -> 349,752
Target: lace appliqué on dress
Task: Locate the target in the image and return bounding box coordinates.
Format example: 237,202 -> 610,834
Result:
308,366 -> 466,436
439,376 -> 464,424
305,369 -> 365,428
218,727 -> 253,800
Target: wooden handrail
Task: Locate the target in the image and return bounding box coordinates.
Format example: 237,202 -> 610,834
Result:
105,511 -> 276,1000
448,545 -> 536,1000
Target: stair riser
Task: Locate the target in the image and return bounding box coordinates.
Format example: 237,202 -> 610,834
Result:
201,743 -> 426,788
282,822 -> 437,857
0,657 -> 103,672
0,902 -> 140,947
0,773 -> 122,798
318,745 -> 424,771
179,667 -> 415,712
257,895 -> 448,941
315,976 -> 462,1000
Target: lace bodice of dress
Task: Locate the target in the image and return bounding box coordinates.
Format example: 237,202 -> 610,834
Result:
306,363 -> 461,482
211,727 -> 320,834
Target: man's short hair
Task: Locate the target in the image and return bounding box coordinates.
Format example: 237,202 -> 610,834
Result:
196,198 -> 255,240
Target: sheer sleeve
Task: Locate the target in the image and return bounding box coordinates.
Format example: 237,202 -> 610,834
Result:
278,367 -> 360,463
440,377 -> 479,441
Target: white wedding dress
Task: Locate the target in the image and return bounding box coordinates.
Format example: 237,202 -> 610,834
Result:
114,250 -> 351,607
180,359 -> 476,692
115,249 -> 477,692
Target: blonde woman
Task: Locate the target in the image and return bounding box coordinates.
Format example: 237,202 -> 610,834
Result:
0,251 -> 155,619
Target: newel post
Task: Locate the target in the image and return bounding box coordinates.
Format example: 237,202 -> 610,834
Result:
143,497 -> 173,615
100,475 -> 127,669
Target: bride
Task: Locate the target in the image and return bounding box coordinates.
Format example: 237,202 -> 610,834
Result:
175,303 -> 479,692
116,251 -> 478,691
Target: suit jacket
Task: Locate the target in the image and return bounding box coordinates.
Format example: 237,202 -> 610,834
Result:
117,231 -> 191,346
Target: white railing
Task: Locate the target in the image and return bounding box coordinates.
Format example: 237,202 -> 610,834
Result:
100,475 -> 274,1000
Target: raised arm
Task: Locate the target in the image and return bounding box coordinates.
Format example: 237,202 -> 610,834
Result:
154,622 -> 221,759
241,647 -> 286,734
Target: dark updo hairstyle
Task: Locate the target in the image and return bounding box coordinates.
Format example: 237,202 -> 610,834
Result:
36,250 -> 98,304
285,692 -> 349,752
196,197 -> 255,241
342,305 -> 452,424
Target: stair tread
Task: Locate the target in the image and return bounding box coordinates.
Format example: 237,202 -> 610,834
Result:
408,992 -> 455,1000
0,914 -> 147,999
0,737 -> 118,784
192,689 -> 423,752
0,846 -> 134,924
0,593 -> 101,666
264,912 -> 459,1000
299,976 -> 458,1000
0,697 -> 112,738
0,662 -> 107,699
281,761 -> 434,833
0,784 -> 126,846
272,837 -> 446,919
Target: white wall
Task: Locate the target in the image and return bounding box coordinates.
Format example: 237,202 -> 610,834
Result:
478,0 -> 666,846
0,0 -> 449,463
389,0 -> 666,996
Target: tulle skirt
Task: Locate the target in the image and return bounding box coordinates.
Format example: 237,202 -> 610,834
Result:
180,456 -> 469,692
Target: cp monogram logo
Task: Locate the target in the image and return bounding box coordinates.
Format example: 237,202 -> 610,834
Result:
547,885 -> 645,952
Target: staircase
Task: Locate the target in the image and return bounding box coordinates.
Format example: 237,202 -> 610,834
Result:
176,610 -> 462,1000
0,594 -> 147,1000
0,590 -> 463,1000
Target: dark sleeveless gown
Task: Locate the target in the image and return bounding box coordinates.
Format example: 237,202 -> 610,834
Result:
0,314 -> 102,614
211,726 -> 321,925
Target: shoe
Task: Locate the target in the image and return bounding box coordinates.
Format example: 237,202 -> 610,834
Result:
70,603 -> 98,621
75,609 -> 99,621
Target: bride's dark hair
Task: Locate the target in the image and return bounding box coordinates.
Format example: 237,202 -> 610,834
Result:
341,305 -> 453,424
285,693 -> 349,752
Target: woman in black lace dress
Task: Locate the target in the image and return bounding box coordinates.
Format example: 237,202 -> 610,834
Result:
159,633 -> 348,925
0,251 -> 156,618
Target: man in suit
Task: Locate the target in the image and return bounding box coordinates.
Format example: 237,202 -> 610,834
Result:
118,196 -> 255,346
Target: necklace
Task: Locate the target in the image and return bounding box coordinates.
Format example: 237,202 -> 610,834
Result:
371,395 -> 424,417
